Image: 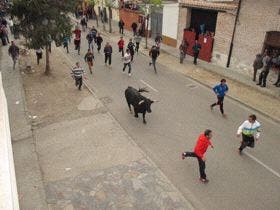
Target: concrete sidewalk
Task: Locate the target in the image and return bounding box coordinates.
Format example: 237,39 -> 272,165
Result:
83,18 -> 280,122
3,40 -> 195,209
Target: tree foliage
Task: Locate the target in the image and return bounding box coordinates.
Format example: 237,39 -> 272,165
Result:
11,0 -> 77,49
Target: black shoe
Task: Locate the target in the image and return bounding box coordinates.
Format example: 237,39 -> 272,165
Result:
260,85 -> 266,87
181,152 -> 186,160
149,62 -> 152,66
256,83 -> 261,85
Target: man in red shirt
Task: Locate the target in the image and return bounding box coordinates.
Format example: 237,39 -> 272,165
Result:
117,36 -> 125,57
182,129 -> 214,183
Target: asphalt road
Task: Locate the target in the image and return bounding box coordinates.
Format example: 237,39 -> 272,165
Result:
60,30 -> 280,210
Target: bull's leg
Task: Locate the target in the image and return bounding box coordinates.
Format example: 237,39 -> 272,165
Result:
134,107 -> 139,118
127,103 -> 132,113
143,112 -> 146,124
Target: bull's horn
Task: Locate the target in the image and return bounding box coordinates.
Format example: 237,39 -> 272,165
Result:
138,100 -> 144,105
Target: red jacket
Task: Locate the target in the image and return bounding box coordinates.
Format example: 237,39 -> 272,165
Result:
118,39 -> 124,48
194,134 -> 213,159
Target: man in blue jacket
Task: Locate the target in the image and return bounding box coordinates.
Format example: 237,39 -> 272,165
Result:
210,79 -> 228,117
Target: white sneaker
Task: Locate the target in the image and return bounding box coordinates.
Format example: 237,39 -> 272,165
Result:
128,73 -> 131,77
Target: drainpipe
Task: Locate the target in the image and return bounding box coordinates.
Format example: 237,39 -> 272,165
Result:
226,0 -> 242,68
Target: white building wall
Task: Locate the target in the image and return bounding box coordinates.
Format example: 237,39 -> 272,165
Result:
162,3 -> 179,39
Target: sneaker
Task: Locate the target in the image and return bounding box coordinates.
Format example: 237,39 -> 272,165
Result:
128,73 -> 132,77
149,62 -> 152,66
222,113 -> 227,118
199,178 -> 209,183
181,152 -> 186,160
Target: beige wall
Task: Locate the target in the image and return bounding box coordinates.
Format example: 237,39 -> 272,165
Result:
177,6 -> 191,47
231,0 -> 280,70
212,12 -> 235,67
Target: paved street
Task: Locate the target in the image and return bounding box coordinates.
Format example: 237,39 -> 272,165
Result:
60,25 -> 280,210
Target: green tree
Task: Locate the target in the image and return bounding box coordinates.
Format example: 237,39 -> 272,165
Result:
11,0 -> 76,75
139,0 -> 162,49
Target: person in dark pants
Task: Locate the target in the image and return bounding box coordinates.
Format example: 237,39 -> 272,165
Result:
179,40 -> 188,64
8,41 -> 19,70
118,19 -> 124,34
257,54 -> 271,87
118,36 -> 125,57
210,79 -> 229,117
104,42 -> 112,67
182,129 -> 214,183
131,22 -> 137,36
252,54 -> 263,81
122,49 -> 132,76
149,45 -> 160,74
134,33 -> 141,53
127,39 -> 135,61
192,40 -> 201,65
237,115 -> 261,154
95,33 -> 103,53
71,62 -> 85,90
35,49 -> 43,65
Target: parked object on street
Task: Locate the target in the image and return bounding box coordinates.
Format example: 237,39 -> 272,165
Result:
182,129 -> 214,183
71,62 -> 85,90
149,45 -> 160,74
125,86 -> 154,124
237,114 -> 261,154
210,79 -> 229,117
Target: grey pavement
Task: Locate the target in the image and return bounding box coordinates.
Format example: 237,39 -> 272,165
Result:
62,22 -> 280,210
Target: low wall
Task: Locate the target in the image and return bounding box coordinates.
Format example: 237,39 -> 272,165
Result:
0,72 -> 20,210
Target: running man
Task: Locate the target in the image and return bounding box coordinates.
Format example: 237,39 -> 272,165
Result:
122,49 -> 132,76
182,129 -> 214,183
71,62 -> 85,90
8,41 -> 19,70
210,79 -> 229,117
84,49 -> 94,74
237,114 -> 261,154
149,45 -> 160,74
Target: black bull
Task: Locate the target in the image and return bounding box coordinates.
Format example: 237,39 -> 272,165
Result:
125,86 -> 154,124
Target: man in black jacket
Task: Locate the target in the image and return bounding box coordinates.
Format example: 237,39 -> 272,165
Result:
149,45 -> 160,74
119,19 -> 125,34
104,42 -> 112,67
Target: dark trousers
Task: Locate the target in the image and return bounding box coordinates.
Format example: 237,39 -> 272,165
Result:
119,48 -> 124,57
135,43 -> 139,53
193,52 -> 199,65
63,44 -> 69,53
123,62 -> 131,73
75,77 -> 83,90
130,51 -> 135,62
258,70 -> 269,87
253,67 -> 259,81
239,134 -> 255,151
97,44 -> 101,52
105,54 -> 112,65
184,152 -> 206,179
36,52 -> 42,65
133,29 -> 137,36
151,57 -> 157,73
211,96 -> 224,114
119,27 -> 124,34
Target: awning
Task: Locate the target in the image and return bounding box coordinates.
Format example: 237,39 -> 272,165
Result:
179,0 -> 238,11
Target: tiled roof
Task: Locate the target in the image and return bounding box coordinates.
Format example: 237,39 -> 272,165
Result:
179,0 -> 238,11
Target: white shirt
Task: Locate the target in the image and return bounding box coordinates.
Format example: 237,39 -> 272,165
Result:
124,52 -> 131,64
8,19 -> 13,27
237,120 -> 261,139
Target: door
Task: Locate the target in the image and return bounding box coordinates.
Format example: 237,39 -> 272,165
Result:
151,11 -> 163,38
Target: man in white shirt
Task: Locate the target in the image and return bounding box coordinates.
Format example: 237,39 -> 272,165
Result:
237,114 -> 261,154
122,49 -> 132,76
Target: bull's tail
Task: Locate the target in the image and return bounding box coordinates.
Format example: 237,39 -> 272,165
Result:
138,87 -> 149,93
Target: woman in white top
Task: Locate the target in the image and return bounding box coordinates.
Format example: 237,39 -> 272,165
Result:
237,114 -> 261,154
122,49 -> 132,76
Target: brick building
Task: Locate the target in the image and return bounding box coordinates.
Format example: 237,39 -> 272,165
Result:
177,0 -> 280,72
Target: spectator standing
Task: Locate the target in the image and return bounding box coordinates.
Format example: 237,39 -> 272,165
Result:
179,40 -> 188,64
131,22 -> 137,36
119,19 -> 125,34
257,54 -> 272,87
35,48 -> 43,65
182,129 -> 214,183
210,79 -> 229,117
104,42 -> 113,67
8,17 -> 13,35
8,41 -> 19,69
192,40 -> 201,65
149,45 -> 160,74
118,36 -> 125,57
252,54 -> 263,81
71,62 -> 85,90
122,49 -> 132,76
95,33 -> 103,53
237,115 -> 261,154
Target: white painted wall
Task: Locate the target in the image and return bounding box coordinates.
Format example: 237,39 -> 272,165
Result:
162,3 -> 179,39
0,72 -> 19,210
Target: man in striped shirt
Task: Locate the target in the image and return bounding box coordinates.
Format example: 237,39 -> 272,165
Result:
237,114 -> 261,154
71,62 -> 85,90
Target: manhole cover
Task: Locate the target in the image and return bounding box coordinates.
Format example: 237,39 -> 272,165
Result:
99,96 -> 113,104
